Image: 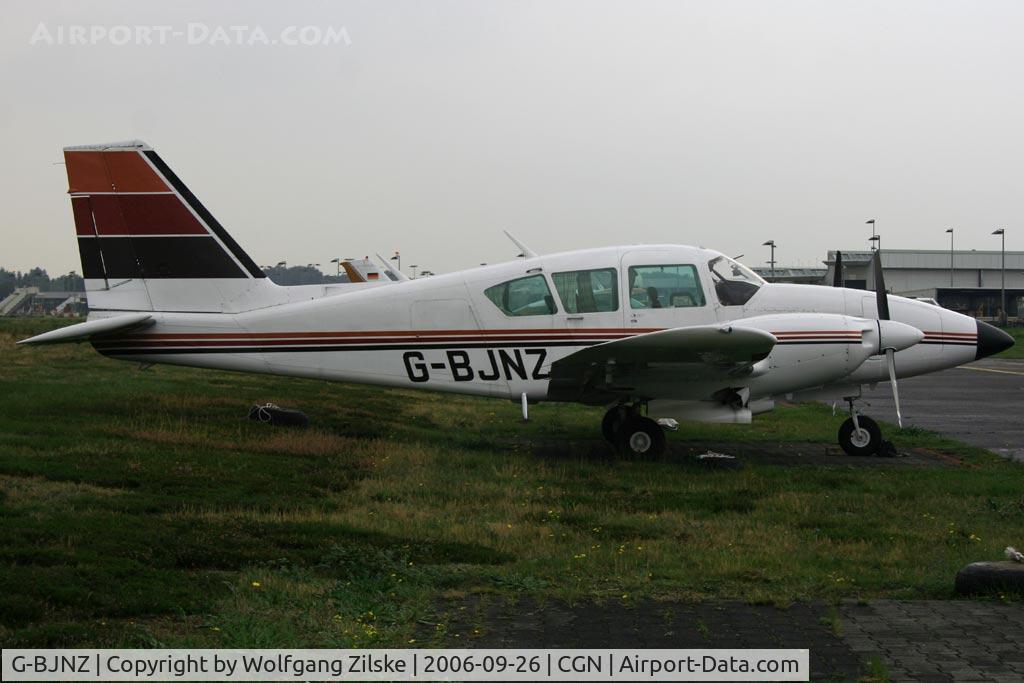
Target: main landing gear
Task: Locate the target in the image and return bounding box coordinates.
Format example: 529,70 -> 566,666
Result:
837,399 -> 883,456
602,404 -> 666,460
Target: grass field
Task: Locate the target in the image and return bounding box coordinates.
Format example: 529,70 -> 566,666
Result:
1000,327 -> 1024,358
1,317 -> 1022,648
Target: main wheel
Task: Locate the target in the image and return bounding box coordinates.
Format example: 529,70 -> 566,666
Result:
601,407 -> 625,443
615,416 -> 666,460
838,415 -> 882,456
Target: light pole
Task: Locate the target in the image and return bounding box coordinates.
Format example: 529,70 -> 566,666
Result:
390,251 -> 401,273
868,235 -> 880,252
410,264 -> 418,278
945,229 -> 954,287
992,228 -> 1006,325
330,258 -> 341,275
762,240 -> 776,279
866,219 -> 877,251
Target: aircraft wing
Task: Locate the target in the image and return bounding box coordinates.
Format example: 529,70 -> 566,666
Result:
547,324 -> 776,404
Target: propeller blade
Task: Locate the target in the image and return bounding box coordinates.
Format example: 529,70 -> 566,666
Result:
885,348 -> 902,428
873,250 -> 890,320
832,251 -> 843,287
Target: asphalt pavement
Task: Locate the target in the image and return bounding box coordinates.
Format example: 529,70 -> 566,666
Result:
863,358 -> 1024,462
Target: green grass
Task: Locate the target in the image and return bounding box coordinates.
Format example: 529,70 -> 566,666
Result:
997,326 -> 1024,359
1,317 -> 1022,648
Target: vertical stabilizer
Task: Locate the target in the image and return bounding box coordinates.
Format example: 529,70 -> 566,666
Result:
64,140 -> 271,312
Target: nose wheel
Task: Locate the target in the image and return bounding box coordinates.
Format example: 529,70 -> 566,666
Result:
838,401 -> 883,456
602,405 -> 666,460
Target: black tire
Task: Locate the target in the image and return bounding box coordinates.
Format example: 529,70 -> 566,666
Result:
601,407 -> 624,443
955,561 -> 1024,595
615,416 -> 666,460
838,415 -> 882,456
248,404 -> 309,427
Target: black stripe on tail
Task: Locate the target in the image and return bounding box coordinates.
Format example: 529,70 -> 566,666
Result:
78,235 -> 246,279
143,150 -> 266,279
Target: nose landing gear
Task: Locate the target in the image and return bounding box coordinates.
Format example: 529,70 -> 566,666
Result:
838,398 -> 883,456
602,403 -> 666,460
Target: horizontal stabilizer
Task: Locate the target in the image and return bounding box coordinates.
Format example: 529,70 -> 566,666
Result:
18,313 -> 152,345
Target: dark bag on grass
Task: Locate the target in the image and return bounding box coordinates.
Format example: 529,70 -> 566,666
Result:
248,403 -> 309,427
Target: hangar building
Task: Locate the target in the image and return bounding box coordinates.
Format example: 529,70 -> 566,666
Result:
753,249 -> 1022,323
823,249 -> 1022,323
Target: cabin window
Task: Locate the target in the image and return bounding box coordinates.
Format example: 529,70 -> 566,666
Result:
628,265 -> 706,309
552,268 -> 619,313
484,275 -> 557,316
708,256 -> 764,306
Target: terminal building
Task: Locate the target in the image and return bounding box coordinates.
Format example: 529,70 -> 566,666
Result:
0,287 -> 87,317
750,267 -> 827,285
753,249 -> 1023,324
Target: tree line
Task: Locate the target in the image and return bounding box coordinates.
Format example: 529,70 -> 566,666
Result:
0,268 -> 84,300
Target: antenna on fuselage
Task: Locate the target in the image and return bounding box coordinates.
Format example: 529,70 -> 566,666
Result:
503,230 -> 538,259
375,253 -> 410,281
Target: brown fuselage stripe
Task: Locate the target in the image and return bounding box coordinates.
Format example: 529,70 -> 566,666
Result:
92,327 -> 979,356
110,327 -> 662,340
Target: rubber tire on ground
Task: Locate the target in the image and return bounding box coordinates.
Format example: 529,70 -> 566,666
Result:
692,454 -> 745,470
601,408 -> 624,443
838,415 -> 882,456
954,561 -> 1024,595
615,416 -> 666,460
248,405 -> 310,427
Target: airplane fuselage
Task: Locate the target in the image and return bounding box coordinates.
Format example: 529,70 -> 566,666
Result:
36,140 -> 1013,456
86,245 -> 981,415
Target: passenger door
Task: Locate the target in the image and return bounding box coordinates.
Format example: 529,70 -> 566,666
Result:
549,266 -> 623,336
619,250 -> 718,331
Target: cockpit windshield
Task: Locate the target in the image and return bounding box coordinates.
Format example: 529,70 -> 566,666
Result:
707,256 -> 765,306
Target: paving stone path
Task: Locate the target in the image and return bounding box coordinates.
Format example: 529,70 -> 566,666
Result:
840,600 -> 1024,682
431,597 -> 1024,681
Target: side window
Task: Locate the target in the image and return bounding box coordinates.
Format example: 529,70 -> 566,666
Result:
552,268 -> 619,313
484,275 -> 557,316
628,265 -> 706,309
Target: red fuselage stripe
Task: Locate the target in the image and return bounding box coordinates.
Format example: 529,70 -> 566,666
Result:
113,327 -> 663,341
97,328 -> 983,351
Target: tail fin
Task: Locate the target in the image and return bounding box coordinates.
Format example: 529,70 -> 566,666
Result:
340,260 -> 367,283
64,140 -> 267,312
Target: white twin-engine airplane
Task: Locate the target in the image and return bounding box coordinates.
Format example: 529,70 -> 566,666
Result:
22,141 -> 1014,459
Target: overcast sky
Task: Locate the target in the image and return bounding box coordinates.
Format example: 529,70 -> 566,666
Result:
2,0 -> 1021,276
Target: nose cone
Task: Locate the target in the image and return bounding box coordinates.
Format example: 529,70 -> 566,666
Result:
976,320 -> 1014,360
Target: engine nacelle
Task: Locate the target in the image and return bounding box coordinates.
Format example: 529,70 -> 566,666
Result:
649,400 -> 751,424
732,312 -> 923,398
